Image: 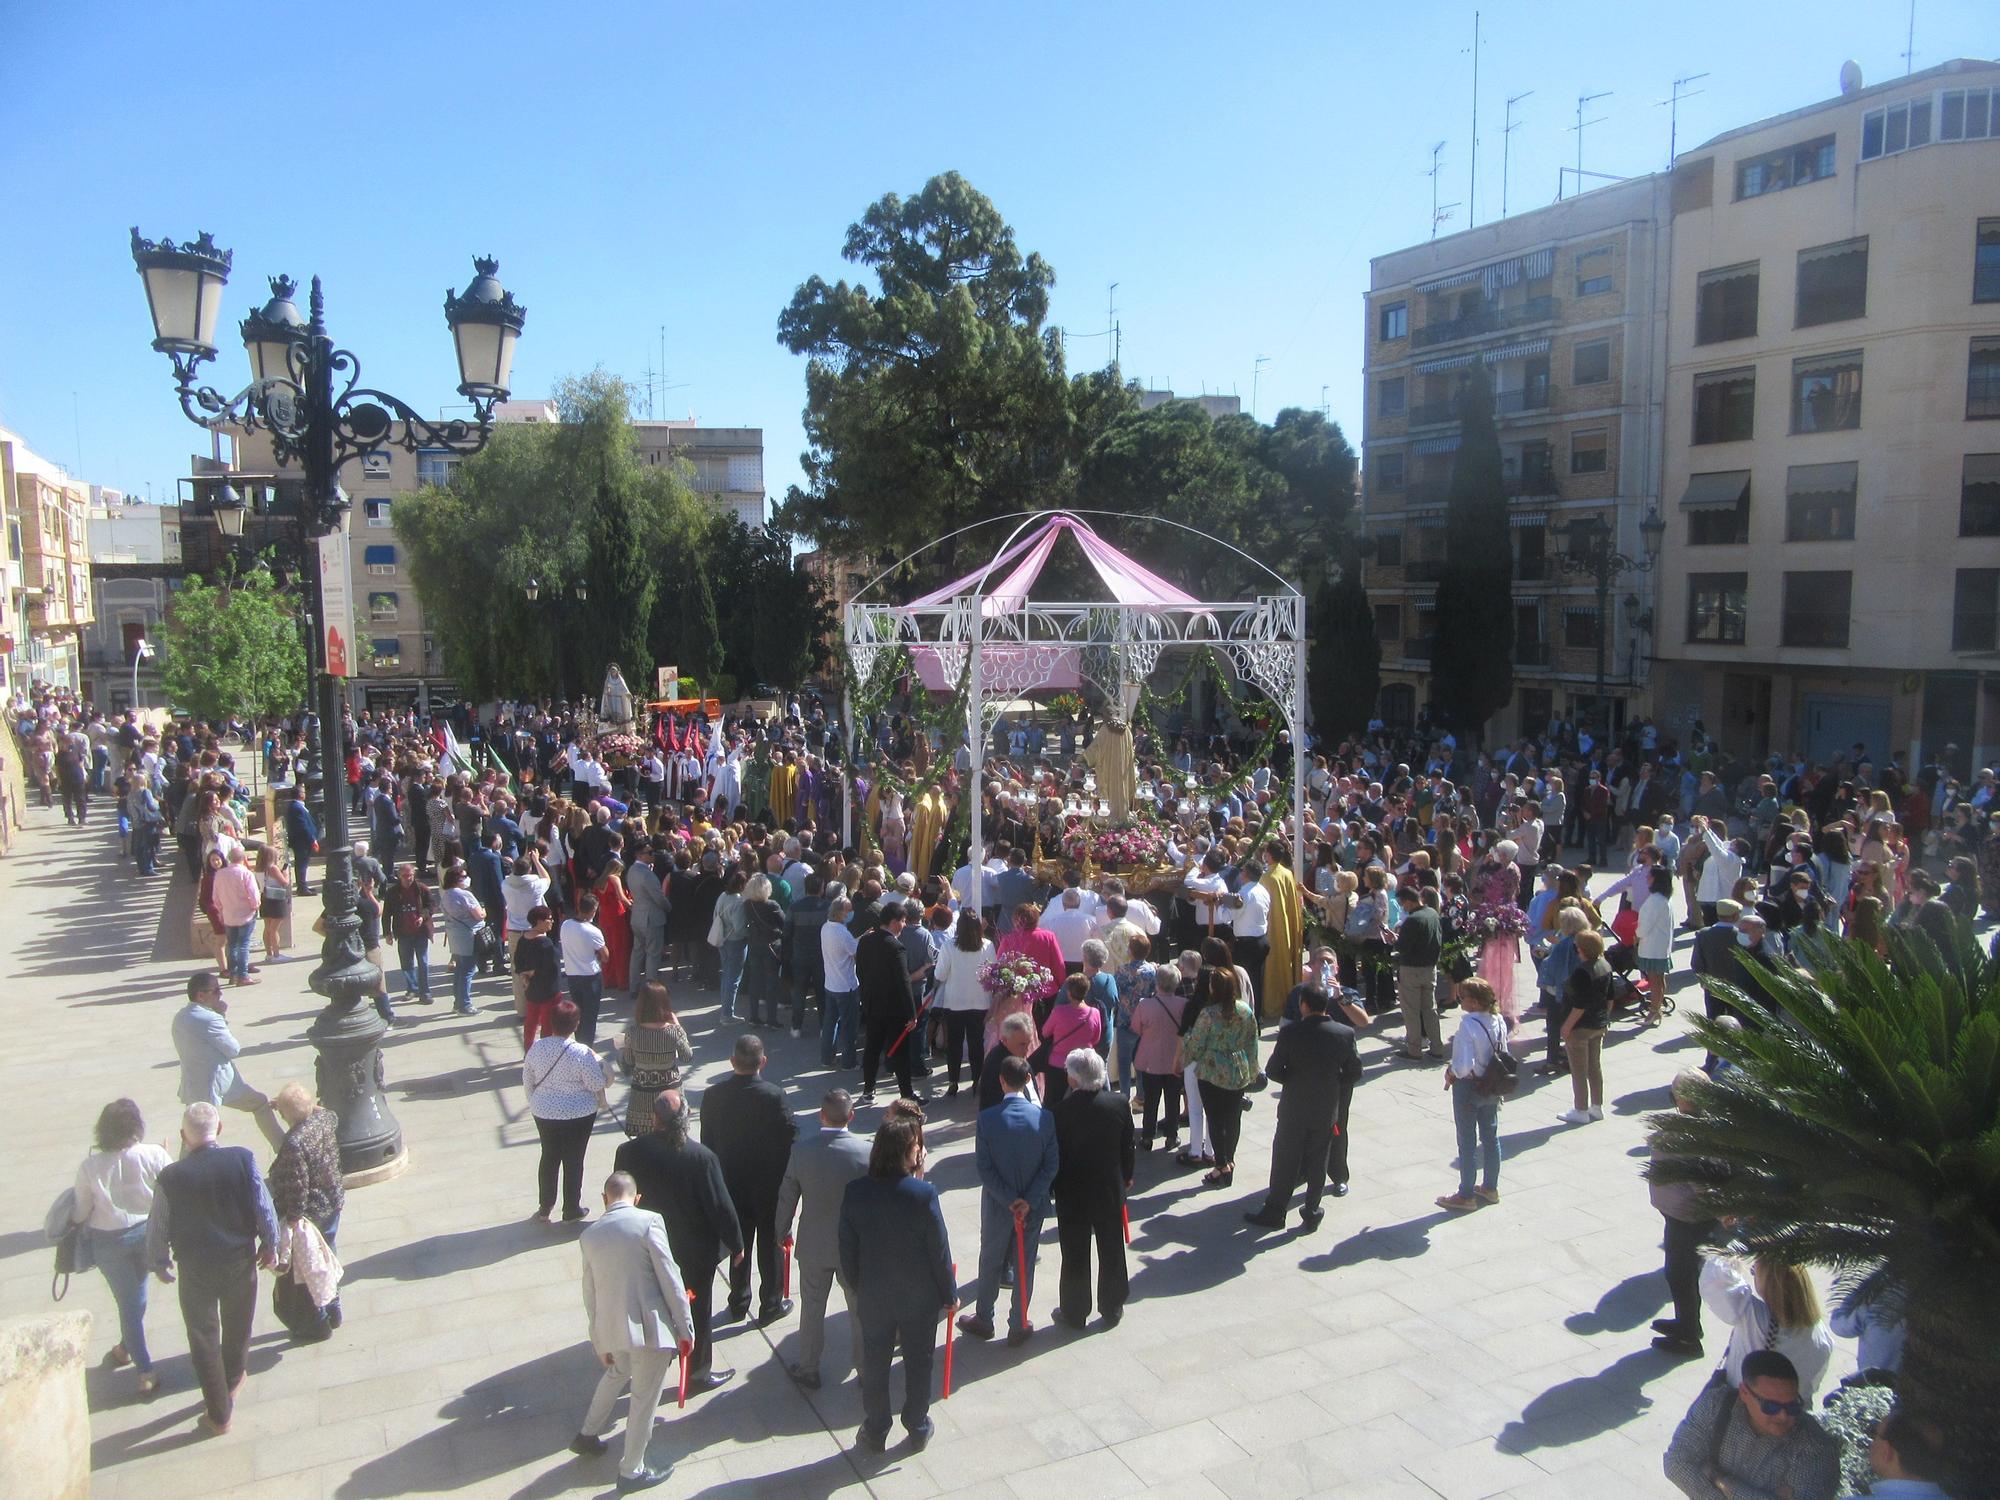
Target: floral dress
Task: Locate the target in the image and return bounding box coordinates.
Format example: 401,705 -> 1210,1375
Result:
1183,999 -> 1259,1090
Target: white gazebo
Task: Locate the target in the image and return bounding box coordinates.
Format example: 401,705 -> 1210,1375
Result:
841,510 -> 1307,909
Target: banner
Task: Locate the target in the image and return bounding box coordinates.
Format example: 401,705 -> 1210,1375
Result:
656,664 -> 679,700
317,531 -> 355,677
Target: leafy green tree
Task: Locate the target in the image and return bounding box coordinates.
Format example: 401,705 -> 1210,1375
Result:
703,517 -> 836,690
161,567 -> 309,723
778,171 -> 1078,580
652,556 -> 723,695
1427,370 -> 1513,737
1309,556 -> 1380,737
1649,929 -> 2000,1496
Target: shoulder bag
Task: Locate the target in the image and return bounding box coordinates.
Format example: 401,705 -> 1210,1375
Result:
1471,1016 -> 1520,1099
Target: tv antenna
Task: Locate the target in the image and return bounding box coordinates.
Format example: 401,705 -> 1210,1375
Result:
1502,91 -> 1533,217
1658,72 -> 1709,166
1565,90 -> 1612,198
1463,10 -> 1484,225
1108,282 -> 1121,370
1426,142 -> 1460,239
1902,0 -> 1918,74
1252,355 -> 1271,421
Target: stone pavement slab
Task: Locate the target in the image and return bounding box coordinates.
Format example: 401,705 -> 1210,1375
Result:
0,807 -> 1861,1497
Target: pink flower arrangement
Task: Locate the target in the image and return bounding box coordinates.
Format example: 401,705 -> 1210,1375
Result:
1083,821 -> 1168,870
979,953 -> 1057,1005
1469,901 -> 1528,943
596,732 -> 646,761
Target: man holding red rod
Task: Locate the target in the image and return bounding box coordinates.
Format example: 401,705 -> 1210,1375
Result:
775,1089 -> 871,1391
959,1055 -> 1060,1348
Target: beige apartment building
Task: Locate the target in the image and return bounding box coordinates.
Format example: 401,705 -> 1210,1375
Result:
1,426 -> 95,695
1362,173 -> 1671,741
1653,58 -> 2000,771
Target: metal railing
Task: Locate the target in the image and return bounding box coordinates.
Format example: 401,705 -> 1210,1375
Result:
1410,294 -> 1559,349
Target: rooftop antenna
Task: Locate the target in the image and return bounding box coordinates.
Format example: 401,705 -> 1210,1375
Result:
1463,10 -> 1483,225
1426,141 -> 1450,237
1320,384 -> 1331,419
1658,72 -> 1709,166
1502,91 -> 1533,217
1108,282 -> 1120,370
1252,356 -> 1270,421
1902,0 -> 1917,74
1567,90 -> 1612,199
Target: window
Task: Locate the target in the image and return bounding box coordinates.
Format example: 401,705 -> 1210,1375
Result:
1695,264 -> 1759,344
1795,238 -> 1868,326
1939,87 -> 1996,145
1563,608 -> 1601,649
1380,302 -> 1408,341
1373,530 -> 1403,566
1962,455 -> 2000,536
415,450 -> 461,487
1971,339 -> 2000,420
1686,470 -> 1752,545
368,591 -> 400,620
1374,450 -> 1406,492
1575,246 -> 1614,296
1373,604 -> 1402,641
1781,570 -> 1852,648
364,498 -> 393,528
1688,573 -> 1748,643
1572,339 -> 1611,386
1515,524 -> 1547,580
1693,368 -> 1756,444
363,543 -> 396,576
1791,352 -> 1863,433
1785,462 -> 1858,541
1735,135 -> 1835,199
1570,429 -> 1608,474
1379,377 -> 1407,417
1978,220 -> 2000,304
369,638 -> 402,668
1861,96 -> 1940,160
360,453 -> 393,481
1514,603 -> 1542,645
1953,569 -> 2000,652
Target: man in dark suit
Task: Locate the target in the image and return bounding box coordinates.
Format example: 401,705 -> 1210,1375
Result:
1905,869 -> 1965,982
700,1034 -> 796,1325
776,1089 -> 871,1389
613,1089 -> 743,1392
976,1013 -> 1039,1111
1245,984 -> 1364,1231
839,1114 -> 956,1454
960,1055 -> 1060,1347
855,906 -> 918,1103
1051,1050 -> 1135,1329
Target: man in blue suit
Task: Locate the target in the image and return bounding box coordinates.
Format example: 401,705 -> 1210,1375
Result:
959,1054 -> 1059,1347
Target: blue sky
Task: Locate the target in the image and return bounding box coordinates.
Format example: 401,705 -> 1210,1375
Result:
2,1 -> 1991,507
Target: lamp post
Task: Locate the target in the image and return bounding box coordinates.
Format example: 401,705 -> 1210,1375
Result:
1556,506 -> 1665,734
130,637 -> 156,709
131,228 -> 525,1176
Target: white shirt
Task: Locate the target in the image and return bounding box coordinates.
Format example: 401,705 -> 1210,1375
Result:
1043,903 -> 1096,963
821,920 -> 859,991
934,939 -> 995,1011
1232,880 -> 1272,938
782,860 -> 813,895
1699,1255 -> 1835,1399
1184,870 -> 1230,926
560,918 -> 607,976
72,1143 -> 172,1231
503,871 -> 551,932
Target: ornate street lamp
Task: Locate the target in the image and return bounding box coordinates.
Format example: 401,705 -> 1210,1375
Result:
1557,506 -> 1664,732
131,228 -> 525,1177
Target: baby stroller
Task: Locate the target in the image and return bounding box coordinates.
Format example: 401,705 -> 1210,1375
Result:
1605,907 -> 1674,1019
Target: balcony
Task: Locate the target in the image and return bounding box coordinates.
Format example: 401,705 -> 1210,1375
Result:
1404,636 -> 1436,663
1503,472 -> 1559,498
1515,641 -> 1551,667
1408,399 -> 1459,427
1494,383 -> 1554,417
1411,295 -> 1559,350
1404,557 -> 1449,584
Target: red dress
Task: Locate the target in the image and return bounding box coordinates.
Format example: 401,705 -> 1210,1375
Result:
596,877 -> 633,990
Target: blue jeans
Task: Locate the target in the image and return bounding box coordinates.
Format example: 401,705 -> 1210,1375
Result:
1452,1083 -> 1501,1196
820,988 -> 859,1066
451,954 -> 477,1013
89,1223 -> 154,1371
396,934 -> 430,1000
974,1200 -> 1043,1332
719,938 -> 748,1021
225,921 -> 255,981
1115,1026 -> 1139,1094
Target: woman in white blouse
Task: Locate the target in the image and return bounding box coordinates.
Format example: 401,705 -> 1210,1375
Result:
70,1099 -> 172,1394
523,999 -> 607,1223
931,912 -> 996,1098
1698,1251 -> 1835,1399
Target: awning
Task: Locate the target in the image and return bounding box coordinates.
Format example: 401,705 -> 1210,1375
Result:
1786,461 -> 1857,498
1679,470 -> 1751,511
371,638 -> 401,655
1563,605 -> 1599,619
1414,435 -> 1462,456
1966,454 -> 2000,485
1510,512 -> 1548,528
1799,237 -> 1866,266
1522,248 -> 1554,280
1410,510 -> 1449,529
1415,352 -> 1479,374
363,544 -> 396,566
1700,261 -> 1758,285
1482,338 -> 1552,364
1416,268 -> 1484,294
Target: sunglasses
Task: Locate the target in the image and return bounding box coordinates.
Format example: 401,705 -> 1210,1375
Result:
1750,1395 -> 1806,1418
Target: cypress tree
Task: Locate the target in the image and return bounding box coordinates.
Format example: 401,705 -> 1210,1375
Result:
1309,557 -> 1380,739
1428,368 -> 1514,738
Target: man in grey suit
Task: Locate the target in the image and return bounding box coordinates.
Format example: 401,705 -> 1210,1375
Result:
628,841 -> 672,989
571,1171 -> 695,1492
171,971 -> 284,1151
775,1089 -> 871,1389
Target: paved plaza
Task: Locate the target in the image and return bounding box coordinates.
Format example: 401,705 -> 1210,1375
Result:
1,804 -> 1804,1499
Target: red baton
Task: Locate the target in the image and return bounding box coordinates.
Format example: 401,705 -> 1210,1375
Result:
1013,1213 -> 1030,1334
781,1236 -> 793,1301
1121,1201 -> 1131,1245
942,1260 -> 958,1399
676,1338 -> 692,1408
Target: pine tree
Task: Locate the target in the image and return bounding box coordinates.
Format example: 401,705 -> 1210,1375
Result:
1428,368 -> 1514,737
1308,559 -> 1379,738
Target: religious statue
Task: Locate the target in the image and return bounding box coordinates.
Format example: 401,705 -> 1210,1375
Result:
599,663 -> 635,730
1081,717 -> 1139,823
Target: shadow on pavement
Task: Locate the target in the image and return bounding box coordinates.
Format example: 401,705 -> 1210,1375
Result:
1300,1210 -> 1448,1272
1494,1345 -> 1684,1454
343,1219 -> 556,1283
1562,1269 -> 1668,1335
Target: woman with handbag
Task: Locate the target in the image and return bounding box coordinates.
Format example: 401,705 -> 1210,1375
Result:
1437,977 -> 1509,1211
1035,974 -> 1105,1108
1181,968 -> 1257,1188
68,1098 -> 171,1396
522,999 -> 607,1223
268,1083 -> 345,1341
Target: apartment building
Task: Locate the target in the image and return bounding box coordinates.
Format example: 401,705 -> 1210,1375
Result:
633,421 -> 767,531
0,425 -> 96,695
1653,58 -> 2000,770
82,493 -> 181,710
1362,173 -> 1671,740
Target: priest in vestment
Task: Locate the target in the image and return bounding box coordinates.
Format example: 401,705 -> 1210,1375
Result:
768,751 -> 799,826
909,784 -> 947,882
1259,837 -> 1306,1020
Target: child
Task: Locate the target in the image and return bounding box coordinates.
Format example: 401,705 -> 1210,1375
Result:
515,905 -> 562,1049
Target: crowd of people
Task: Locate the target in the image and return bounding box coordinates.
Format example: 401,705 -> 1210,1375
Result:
17,673 -> 1976,1494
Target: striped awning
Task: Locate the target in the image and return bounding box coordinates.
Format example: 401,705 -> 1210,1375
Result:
1483,337 -> 1552,364
1410,510 -> 1449,529
1417,248 -> 1555,298
1679,470 -> 1751,511
1414,435 -> 1462,455
1563,605 -> 1599,619
1416,268 -> 1484,293
1523,248 -> 1554,279
1415,352 -> 1479,374
1510,512 -> 1548,528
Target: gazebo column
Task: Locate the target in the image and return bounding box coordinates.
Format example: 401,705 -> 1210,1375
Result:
1293,624 -> 1309,875
965,594 -> 985,914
